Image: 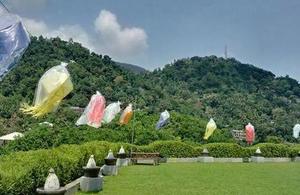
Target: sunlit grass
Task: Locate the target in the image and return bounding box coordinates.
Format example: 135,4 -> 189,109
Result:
78,163 -> 300,195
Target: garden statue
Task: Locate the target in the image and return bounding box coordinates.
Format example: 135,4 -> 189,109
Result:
117,146 -> 129,167
251,147 -> 264,163
101,149 -> 118,176
198,148 -> 214,163
36,168 -> 66,195
80,155 -> 103,192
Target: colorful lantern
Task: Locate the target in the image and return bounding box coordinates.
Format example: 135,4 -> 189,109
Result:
102,101 -> 121,124
119,104 -> 133,125
203,118 -> 217,140
76,91 -> 106,128
156,110 -> 170,129
21,62 -> 73,117
293,124 -> 300,139
0,13 -> 30,79
245,123 -> 255,144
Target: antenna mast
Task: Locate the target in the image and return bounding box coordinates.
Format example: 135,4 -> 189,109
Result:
224,44 -> 228,59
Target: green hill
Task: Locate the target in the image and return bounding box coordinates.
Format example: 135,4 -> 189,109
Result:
0,36 -> 299,145
150,56 -> 300,140
115,62 -> 147,74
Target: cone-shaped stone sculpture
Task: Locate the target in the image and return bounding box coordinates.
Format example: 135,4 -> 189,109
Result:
117,146 -> 129,167
80,155 -> 103,192
83,155 -> 101,177
36,168 -> 66,195
198,148 -> 214,163
251,147 -> 265,163
101,150 -> 118,176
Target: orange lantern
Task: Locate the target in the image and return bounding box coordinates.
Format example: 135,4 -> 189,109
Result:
119,104 -> 133,125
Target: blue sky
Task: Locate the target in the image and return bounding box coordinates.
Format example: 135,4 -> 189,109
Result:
1,0 -> 300,80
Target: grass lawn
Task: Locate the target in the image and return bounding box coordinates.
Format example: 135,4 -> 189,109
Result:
77,163 -> 300,195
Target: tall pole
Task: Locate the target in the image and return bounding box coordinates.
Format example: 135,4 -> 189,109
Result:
130,109 -> 135,154
130,99 -> 136,158
224,44 -> 228,59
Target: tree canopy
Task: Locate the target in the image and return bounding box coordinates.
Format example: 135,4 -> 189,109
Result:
0,36 -> 299,144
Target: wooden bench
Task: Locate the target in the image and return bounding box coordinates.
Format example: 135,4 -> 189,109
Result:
131,152 -> 160,165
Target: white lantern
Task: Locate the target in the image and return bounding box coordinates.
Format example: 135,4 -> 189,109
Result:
293,124 -> 300,139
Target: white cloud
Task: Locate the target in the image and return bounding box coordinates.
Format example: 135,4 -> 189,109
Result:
20,9 -> 148,60
22,18 -> 94,51
47,25 -> 94,51
94,10 -> 148,58
22,18 -> 48,35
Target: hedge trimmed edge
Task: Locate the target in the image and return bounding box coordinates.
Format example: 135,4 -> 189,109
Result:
0,141 -> 299,194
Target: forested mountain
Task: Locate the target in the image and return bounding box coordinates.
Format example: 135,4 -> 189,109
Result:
0,36 -> 299,144
115,62 -> 147,74
149,57 -> 300,141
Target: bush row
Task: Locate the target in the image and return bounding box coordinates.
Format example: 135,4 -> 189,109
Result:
0,141 -> 300,194
143,142 -> 300,158
0,141 -> 131,195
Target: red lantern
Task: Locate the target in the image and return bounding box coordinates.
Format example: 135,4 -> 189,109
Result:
245,123 -> 255,145
87,92 -> 106,127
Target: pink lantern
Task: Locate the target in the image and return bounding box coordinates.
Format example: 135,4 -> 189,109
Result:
88,94 -> 106,127
245,123 -> 255,145
76,91 -> 106,128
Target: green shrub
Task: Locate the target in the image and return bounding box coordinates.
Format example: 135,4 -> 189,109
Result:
285,144 -> 300,158
0,141 -> 118,194
147,141 -> 198,157
253,143 -> 291,157
205,129 -> 236,143
265,136 -> 284,144
199,143 -> 248,157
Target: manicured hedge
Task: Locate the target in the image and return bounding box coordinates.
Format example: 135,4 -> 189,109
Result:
0,141 -> 128,195
197,143 -> 252,158
149,142 -> 300,158
146,141 -> 300,158
0,141 -> 300,194
289,144 -> 300,157
147,141 -> 199,157
252,143 -> 291,157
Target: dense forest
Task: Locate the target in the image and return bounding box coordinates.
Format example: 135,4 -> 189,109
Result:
0,36 -> 299,149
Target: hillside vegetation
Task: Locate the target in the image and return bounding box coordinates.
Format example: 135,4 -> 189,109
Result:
0,36 -> 299,145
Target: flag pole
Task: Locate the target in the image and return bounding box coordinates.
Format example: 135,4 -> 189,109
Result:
130,100 -> 136,158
